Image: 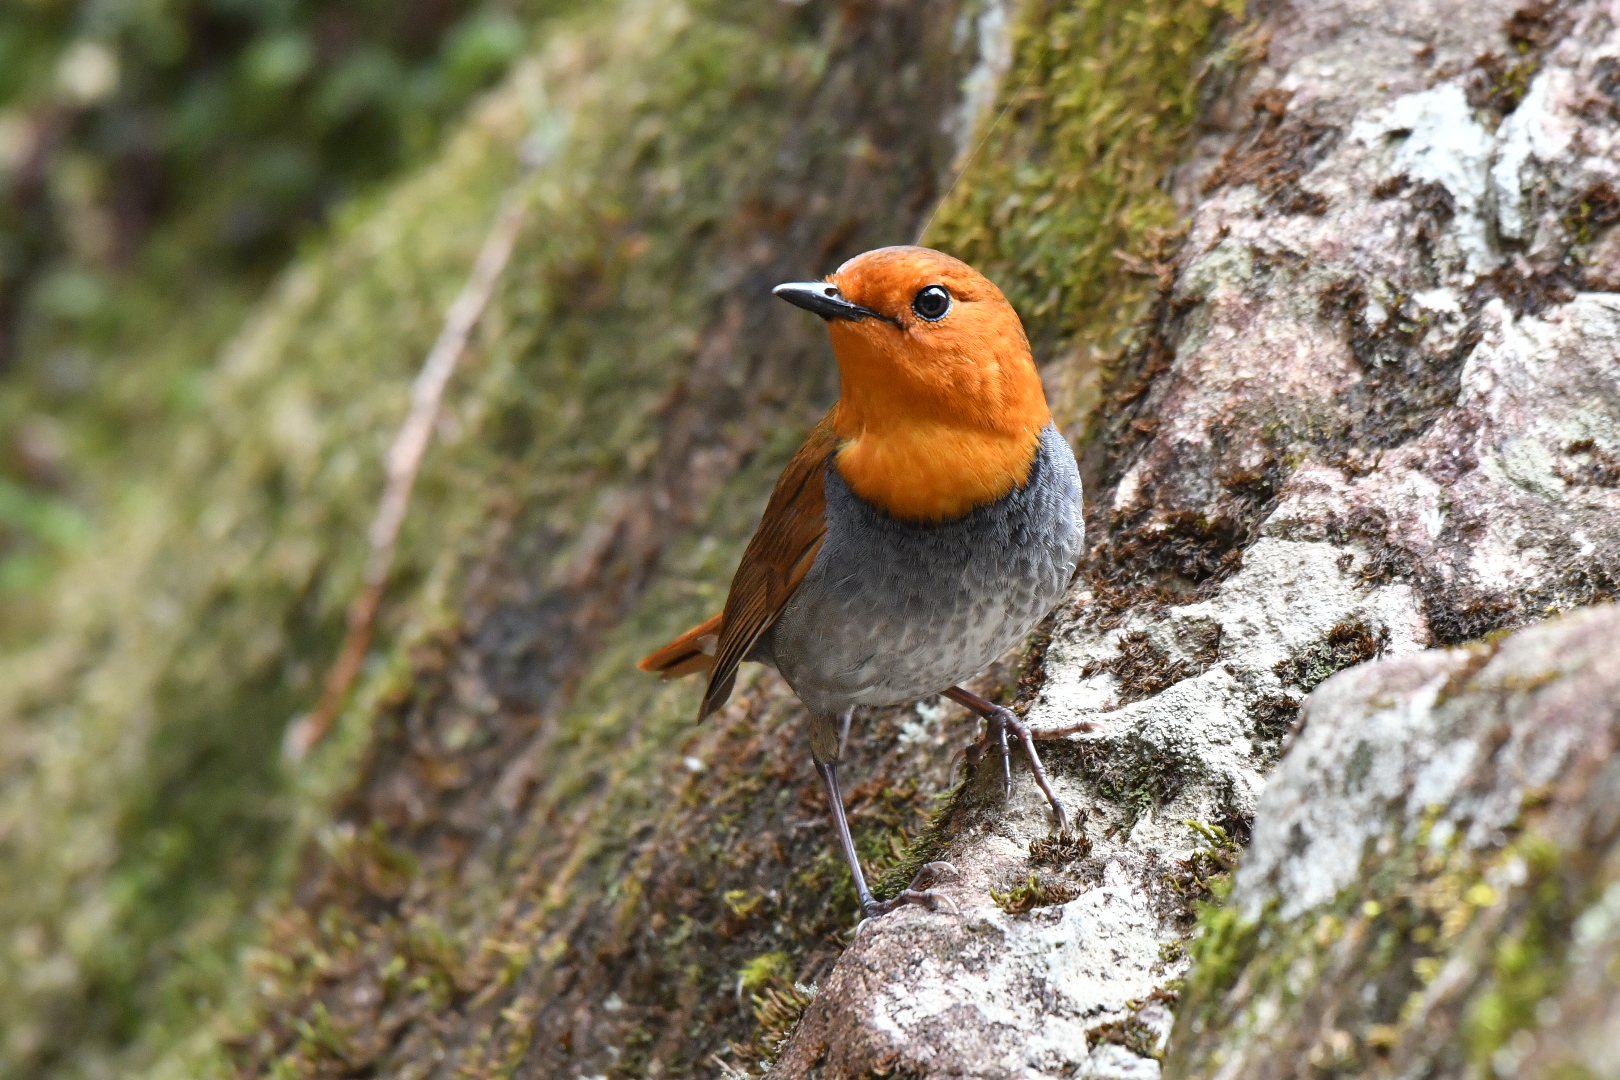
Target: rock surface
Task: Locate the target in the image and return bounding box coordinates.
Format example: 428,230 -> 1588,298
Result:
1168,603 -> 1620,1078
775,0 -> 1620,1075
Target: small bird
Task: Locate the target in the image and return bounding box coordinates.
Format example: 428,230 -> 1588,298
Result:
640,246 -> 1086,918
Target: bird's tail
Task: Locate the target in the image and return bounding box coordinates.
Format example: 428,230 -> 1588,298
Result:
637,613 -> 723,678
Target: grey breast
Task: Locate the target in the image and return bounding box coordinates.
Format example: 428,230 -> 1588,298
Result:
762,423 -> 1084,718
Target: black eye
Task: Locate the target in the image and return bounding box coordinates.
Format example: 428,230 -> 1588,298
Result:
911,284 -> 951,321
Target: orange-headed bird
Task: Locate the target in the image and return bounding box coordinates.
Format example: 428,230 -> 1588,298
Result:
640,246 -> 1085,918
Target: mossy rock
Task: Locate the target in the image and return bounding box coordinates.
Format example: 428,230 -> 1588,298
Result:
1168,605 -> 1620,1079
0,0 -> 1246,1075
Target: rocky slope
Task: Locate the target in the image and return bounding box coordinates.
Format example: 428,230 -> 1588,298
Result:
777,0 -> 1620,1075
6,0 -> 1620,1076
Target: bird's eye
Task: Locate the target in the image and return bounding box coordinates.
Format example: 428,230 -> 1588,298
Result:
911,285 -> 951,321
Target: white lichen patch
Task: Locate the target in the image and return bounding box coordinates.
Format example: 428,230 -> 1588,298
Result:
1352,83 -> 1497,273
1492,71 -> 1575,241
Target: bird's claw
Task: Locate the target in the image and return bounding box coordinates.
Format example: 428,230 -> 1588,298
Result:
864,889 -> 958,917
961,701 -> 1073,834
911,860 -> 957,888
997,721 -> 1012,797
861,862 -> 960,918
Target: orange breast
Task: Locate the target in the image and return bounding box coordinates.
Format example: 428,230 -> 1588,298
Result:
825,313 -> 1050,522
831,419 -> 1043,521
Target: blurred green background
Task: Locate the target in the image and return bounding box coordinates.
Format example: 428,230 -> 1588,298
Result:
0,0 -> 540,614
0,3 -> 544,1074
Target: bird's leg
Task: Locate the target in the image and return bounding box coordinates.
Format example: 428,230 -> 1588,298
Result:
814,759 -> 957,919
945,686 -> 1089,833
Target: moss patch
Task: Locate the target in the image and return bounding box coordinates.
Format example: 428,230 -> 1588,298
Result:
1166,796 -> 1601,1079
992,873 -> 1081,914
1084,625 -> 1220,707
1087,1015 -> 1162,1059
1030,829 -> 1093,865
1202,87 -> 1339,216
1275,619 -> 1389,694
1058,730 -> 1201,834
926,0 -> 1248,441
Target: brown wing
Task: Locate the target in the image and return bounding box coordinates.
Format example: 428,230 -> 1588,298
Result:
699,415 -> 835,718
637,612 -> 723,679
637,414 -> 836,721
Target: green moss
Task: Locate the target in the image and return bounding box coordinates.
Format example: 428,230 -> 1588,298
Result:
992,872 -> 1080,914
736,952 -> 793,996
871,781 -> 960,902
1461,836 -> 1579,1065
1562,183 -> 1620,249
1167,803 -> 1594,1078
927,0 -> 1247,437
194,0 -> 988,1070
750,980 -> 816,1064
1274,619 -> 1389,693
1069,730 -> 1198,828
1165,820 -> 1238,905
1178,898 -> 1266,1032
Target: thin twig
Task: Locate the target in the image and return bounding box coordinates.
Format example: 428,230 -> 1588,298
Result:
283,188 -> 530,761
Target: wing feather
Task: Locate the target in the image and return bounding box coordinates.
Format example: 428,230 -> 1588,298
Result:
637,612 -> 722,678
636,414 -> 836,720
698,416 -> 836,718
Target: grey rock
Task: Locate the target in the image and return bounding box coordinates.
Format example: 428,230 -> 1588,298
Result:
774,0 -> 1620,1075
1168,603 -> 1620,1079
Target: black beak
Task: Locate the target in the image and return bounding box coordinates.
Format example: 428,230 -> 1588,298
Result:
773,281 -> 900,327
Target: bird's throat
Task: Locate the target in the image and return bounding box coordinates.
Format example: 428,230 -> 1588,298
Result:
832,421 -> 1043,522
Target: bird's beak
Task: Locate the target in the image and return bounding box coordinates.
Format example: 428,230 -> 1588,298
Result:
773,281 -> 899,326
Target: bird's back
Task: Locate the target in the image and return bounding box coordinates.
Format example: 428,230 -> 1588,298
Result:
761,423 -> 1083,718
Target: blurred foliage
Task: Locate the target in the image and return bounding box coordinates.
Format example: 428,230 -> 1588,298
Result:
0,0 -> 546,629
0,76 -> 531,1077
0,0 -> 536,297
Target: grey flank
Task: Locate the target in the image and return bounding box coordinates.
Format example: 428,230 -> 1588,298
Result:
760,423 -> 1084,722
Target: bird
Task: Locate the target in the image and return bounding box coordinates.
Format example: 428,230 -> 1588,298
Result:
639,245 -> 1087,919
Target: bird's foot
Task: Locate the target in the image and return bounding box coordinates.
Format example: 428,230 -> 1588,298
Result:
860,861 -> 959,919
960,715 -> 1095,769
946,688 -> 1088,834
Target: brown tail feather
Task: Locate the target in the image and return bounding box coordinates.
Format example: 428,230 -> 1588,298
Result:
638,613 -> 723,678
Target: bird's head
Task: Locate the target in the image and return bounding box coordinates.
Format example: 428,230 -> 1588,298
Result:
774,246 -> 1050,521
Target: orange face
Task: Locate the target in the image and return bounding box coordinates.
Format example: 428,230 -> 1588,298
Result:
810,246 -> 1050,521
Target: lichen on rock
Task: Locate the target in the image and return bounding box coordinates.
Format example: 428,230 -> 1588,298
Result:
8,0 -> 1620,1075
1168,603 -> 1620,1078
